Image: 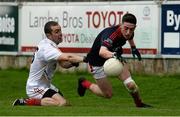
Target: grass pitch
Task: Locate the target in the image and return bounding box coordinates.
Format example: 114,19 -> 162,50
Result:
0,69 -> 180,116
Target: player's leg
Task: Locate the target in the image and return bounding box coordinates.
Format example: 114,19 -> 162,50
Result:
12,98 -> 41,106
118,63 -> 152,107
95,78 -> 113,98
40,89 -> 68,106
12,86 -> 45,106
78,66 -> 113,98
13,87 -> 68,106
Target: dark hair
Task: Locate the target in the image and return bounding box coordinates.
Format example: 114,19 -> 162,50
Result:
44,21 -> 59,34
122,13 -> 137,25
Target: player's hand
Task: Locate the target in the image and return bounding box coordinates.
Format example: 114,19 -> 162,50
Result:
113,52 -> 126,63
71,62 -> 79,67
112,47 -> 126,63
131,46 -> 141,61
114,47 -> 123,56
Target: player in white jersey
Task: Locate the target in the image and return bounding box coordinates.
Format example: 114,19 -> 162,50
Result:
13,21 -> 85,106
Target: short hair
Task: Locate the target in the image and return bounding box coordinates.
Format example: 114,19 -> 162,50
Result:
122,13 -> 137,25
44,21 -> 59,34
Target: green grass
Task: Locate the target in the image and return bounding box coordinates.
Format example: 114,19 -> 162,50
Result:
0,69 -> 180,116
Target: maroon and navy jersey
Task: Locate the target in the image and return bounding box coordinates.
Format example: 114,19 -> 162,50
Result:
87,25 -> 134,66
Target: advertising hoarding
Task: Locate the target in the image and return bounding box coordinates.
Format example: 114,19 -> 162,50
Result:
161,4 -> 180,55
0,5 -> 18,52
19,2 -> 158,56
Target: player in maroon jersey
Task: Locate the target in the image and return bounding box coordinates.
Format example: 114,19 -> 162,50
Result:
78,13 -> 152,108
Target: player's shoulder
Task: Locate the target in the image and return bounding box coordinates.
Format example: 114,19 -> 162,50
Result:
38,38 -> 56,49
103,25 -> 119,32
107,25 -> 119,30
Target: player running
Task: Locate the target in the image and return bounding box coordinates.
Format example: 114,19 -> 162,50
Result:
78,13 -> 152,108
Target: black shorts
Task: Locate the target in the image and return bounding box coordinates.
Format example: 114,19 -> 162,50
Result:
42,89 -> 64,98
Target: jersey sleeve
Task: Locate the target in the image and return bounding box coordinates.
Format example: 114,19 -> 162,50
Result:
101,30 -> 113,49
102,37 -> 113,49
43,44 -> 62,61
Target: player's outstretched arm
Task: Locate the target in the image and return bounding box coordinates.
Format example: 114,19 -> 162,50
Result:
58,53 -> 83,68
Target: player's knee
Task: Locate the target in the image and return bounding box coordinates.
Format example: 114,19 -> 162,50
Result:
54,99 -> 67,106
58,100 -> 67,106
123,77 -> 138,93
127,82 -> 138,92
126,82 -> 138,93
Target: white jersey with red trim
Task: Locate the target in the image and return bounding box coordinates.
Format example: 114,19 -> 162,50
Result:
26,38 -> 62,97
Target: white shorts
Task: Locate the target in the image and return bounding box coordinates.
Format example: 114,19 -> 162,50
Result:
89,65 -> 107,79
26,84 -> 59,99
